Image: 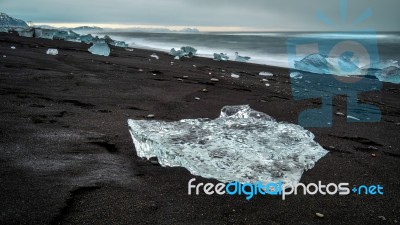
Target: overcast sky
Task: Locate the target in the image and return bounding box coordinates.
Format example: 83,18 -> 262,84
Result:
1,0 -> 399,31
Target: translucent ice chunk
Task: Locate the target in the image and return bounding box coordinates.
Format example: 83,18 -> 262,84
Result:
110,40 -> 128,48
213,53 -> 229,61
376,66 -> 400,84
17,29 -> 34,37
128,105 -> 328,184
79,34 -> 94,44
170,46 -> 197,59
46,49 -> 58,55
290,71 -> 303,79
259,71 -> 273,76
34,29 -> 56,39
150,53 -> 159,59
235,52 -> 251,62
294,53 -> 361,76
88,43 -> 110,56
231,73 -> 240,78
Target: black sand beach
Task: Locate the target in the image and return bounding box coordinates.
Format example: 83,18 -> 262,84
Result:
0,33 -> 399,224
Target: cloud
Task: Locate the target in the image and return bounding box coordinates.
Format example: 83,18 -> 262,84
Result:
1,0 -> 399,31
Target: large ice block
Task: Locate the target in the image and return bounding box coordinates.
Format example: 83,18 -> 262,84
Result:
213,53 -> 229,61
128,105 -> 328,184
17,29 -> 34,37
170,46 -> 197,59
88,42 -> 110,56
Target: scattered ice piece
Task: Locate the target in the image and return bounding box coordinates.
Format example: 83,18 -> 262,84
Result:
0,27 -> 8,33
316,213 -> 324,218
153,74 -> 157,76
2,55 -> 6,58
262,79 -> 268,82
126,48 -> 134,52
202,89 -> 208,92
265,83 -> 270,87
335,112 -> 345,116
210,78 -> 219,82
183,75 -> 189,78
231,73 -> 240,78
150,53 -> 159,60
170,46 -> 197,59
259,71 -> 273,76
209,72 -> 212,75
46,49 -> 58,55
18,28 -> 34,38
88,43 -> 110,56
79,34 -> 94,44
127,105 -> 328,184
11,46 -> 16,49
213,53 -> 229,61
290,71 -> 303,79
347,115 -> 360,121
193,65 -> 196,67
234,52 -> 251,62
138,69 -> 143,72
147,114 -> 155,118
194,97 -> 200,100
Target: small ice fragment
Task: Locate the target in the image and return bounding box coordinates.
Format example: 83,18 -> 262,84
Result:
46,49 -> 58,55
126,48 -> 134,52
138,69 -> 143,72
290,72 -> 303,79
259,71 -> 273,76
336,112 -> 345,116
209,72 -> 212,75
11,46 -> 16,50
213,53 -> 229,61
194,97 -> 200,100
262,79 -> 268,82
2,55 -> 6,58
210,78 -> 219,82
150,53 -> 159,60
347,115 -> 360,121
88,43 -> 110,56
231,73 -> 240,78
234,52 -> 251,62
147,114 -> 155,118
193,65 -> 196,67
265,83 -> 270,87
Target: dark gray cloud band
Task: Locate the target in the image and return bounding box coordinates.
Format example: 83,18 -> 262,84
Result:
1,0 -> 399,31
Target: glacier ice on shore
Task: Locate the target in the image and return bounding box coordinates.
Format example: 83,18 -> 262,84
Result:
128,105 -> 328,184
46,49 -> 58,55
170,46 -> 197,59
294,53 -> 400,83
88,42 -> 110,56
235,52 -> 251,62
17,29 -> 34,37
213,53 -> 229,61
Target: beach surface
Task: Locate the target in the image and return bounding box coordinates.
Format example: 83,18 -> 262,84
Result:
0,33 -> 399,225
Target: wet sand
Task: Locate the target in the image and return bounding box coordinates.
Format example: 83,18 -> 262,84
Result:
0,33 -> 399,225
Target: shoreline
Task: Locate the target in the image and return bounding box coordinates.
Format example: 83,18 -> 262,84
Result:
0,33 -> 399,224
